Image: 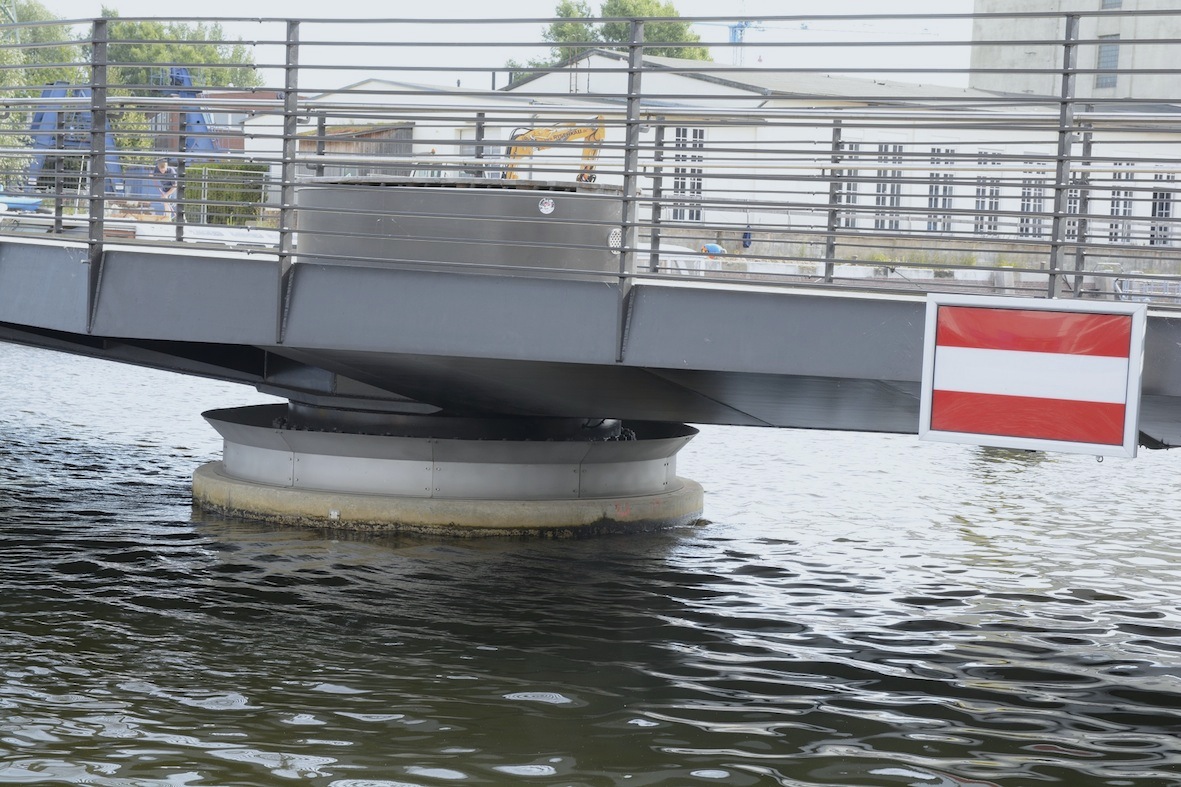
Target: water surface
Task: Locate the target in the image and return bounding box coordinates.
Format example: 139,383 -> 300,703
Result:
1,343 -> 1179,785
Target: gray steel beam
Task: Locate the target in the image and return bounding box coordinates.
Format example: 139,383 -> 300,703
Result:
1047,13 -> 1079,298
278,20 -> 300,272
0,242 -> 90,334
282,264 -> 622,363
89,250 -> 281,343
85,17 -> 108,335
0,326 -> 267,385
824,120 -> 842,283
7,235 -> 1181,445
617,19 -> 644,363
263,346 -> 771,424
624,284 -> 926,381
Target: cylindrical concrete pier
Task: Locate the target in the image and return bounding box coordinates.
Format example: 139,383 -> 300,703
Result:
193,404 -> 704,537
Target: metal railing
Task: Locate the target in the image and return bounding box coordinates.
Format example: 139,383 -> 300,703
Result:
2,9 -> 1181,307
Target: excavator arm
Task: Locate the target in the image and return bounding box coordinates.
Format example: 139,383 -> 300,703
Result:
505,118 -> 605,183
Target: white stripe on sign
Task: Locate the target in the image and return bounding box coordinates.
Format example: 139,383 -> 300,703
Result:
933,346 -> 1130,403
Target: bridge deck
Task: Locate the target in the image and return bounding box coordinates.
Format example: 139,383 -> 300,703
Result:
3,236 -> 1181,447
4,10 -> 1181,447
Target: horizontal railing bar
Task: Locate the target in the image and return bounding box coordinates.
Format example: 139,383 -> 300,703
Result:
1,9 -> 1179,314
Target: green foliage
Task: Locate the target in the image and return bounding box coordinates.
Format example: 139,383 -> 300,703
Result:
598,0 -> 710,60
0,1 -> 85,91
99,10 -> 263,92
182,162 -> 268,226
0,4 -> 261,191
3,5 -> 262,93
510,0 -> 710,82
93,11 -> 262,156
0,2 -> 86,188
544,0 -> 598,61
109,110 -> 153,153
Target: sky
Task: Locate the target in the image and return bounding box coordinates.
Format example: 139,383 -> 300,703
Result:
28,0 -> 977,90
40,0 -> 973,20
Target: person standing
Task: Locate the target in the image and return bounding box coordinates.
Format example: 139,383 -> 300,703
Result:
154,158 -> 178,218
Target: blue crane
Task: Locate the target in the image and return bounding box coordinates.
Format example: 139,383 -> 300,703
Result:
25,68 -> 224,200
698,20 -> 765,66
163,67 -> 224,156
24,83 -> 124,196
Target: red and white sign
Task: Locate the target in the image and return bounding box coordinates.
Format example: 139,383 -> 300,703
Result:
920,294 -> 1147,457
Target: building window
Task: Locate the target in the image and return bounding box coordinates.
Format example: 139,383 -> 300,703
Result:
1109,162 -> 1133,243
1066,180 -> 1085,241
1151,173 -> 1174,246
973,153 -> 1000,235
207,111 -> 247,129
1019,161 -> 1045,237
874,143 -> 903,231
1101,0 -> 1122,8
148,112 -> 171,134
927,147 -> 954,233
1096,34 -> 1120,89
837,141 -> 860,229
671,126 -> 704,222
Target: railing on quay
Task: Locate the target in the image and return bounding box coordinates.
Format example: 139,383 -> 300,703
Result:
1,9 -> 1181,310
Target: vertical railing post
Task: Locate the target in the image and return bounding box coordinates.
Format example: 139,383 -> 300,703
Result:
278,20 -> 300,272
616,18 -> 644,363
85,18 -> 108,333
647,119 -> 665,272
52,109 -> 64,232
1047,13 -> 1080,298
824,119 -> 843,283
1072,111 -> 1094,296
87,18 -> 108,270
314,112 -> 326,178
475,111 -> 486,162
176,111 -> 187,238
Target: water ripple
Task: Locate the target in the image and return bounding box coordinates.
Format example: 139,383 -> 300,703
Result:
1,344 -> 1180,785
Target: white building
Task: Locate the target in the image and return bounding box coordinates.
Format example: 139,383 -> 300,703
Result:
241,78 -> 617,186
235,48 -> 1181,254
506,49 -> 1181,250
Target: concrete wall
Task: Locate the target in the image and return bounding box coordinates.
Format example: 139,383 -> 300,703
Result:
970,0 -> 1181,99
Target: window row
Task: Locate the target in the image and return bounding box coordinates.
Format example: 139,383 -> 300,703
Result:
833,146 -> 1178,246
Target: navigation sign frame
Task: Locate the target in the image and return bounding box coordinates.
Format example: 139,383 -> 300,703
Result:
919,294 -> 1147,458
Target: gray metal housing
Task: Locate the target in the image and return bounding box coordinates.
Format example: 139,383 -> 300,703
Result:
205,404 -> 696,500
296,179 -> 624,276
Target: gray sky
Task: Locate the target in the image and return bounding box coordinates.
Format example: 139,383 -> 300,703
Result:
37,0 -> 976,89
44,0 -> 972,20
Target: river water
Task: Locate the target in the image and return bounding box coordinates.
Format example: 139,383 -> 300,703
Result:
0,342 -> 1179,786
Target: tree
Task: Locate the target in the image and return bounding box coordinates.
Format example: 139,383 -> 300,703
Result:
1,0 -> 86,89
508,0 -> 709,82
542,0 -> 598,62
91,10 -> 263,155
0,5 -> 261,93
0,4 -> 262,188
98,10 -> 263,92
0,1 -> 86,189
598,0 -> 710,60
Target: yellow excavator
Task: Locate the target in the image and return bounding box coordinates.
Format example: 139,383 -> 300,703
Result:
504,117 -> 606,183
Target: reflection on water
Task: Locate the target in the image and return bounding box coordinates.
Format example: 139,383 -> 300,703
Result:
1,343 -> 1179,786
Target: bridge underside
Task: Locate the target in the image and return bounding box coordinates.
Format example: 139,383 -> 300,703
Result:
0,321 -> 923,433
4,239 -> 1181,448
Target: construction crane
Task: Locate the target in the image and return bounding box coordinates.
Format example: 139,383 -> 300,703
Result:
25,83 -> 125,196
504,117 -> 605,183
156,67 -> 225,156
698,20 -> 765,66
